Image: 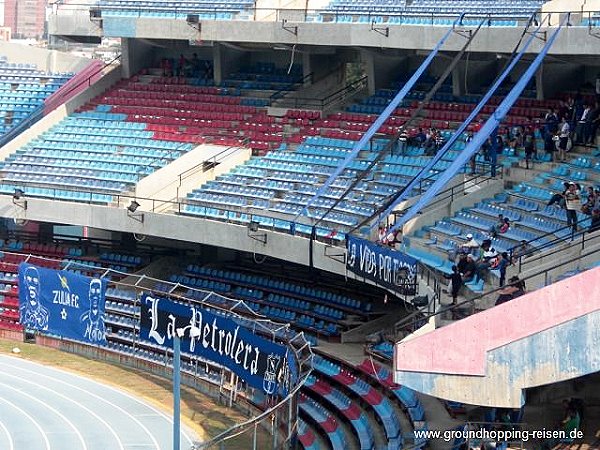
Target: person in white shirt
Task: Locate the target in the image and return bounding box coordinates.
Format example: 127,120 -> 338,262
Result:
557,116 -> 571,162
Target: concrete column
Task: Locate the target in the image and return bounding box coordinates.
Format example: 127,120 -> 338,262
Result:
213,43 -> 223,85
121,38 -> 154,78
361,49 -> 376,95
452,65 -> 463,97
302,51 -> 311,86
536,64 -> 544,101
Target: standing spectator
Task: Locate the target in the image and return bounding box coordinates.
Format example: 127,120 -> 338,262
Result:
564,182 -> 581,232
414,127 -> 427,147
544,108 -> 559,135
588,102 -> 600,145
557,116 -> 571,162
575,103 -> 591,144
444,265 -> 463,306
523,127 -> 536,169
177,54 -> 187,77
496,252 -> 510,287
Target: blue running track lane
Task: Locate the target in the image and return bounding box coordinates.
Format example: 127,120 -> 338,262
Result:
0,354 -> 197,450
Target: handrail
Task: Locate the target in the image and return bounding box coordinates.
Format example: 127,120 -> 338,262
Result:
268,71 -> 313,103
390,230 -> 600,334
0,54 -> 121,150
272,74 -> 368,110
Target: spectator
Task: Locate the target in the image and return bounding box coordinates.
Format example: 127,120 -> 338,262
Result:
588,102 -> 600,145
462,233 -> 480,254
523,127 -> 536,169
581,186 -> 596,215
414,127 -> 427,147
444,265 -> 463,306
544,108 -> 559,135
595,186 -> 600,211
544,130 -> 556,162
496,252 -> 510,287
489,214 -> 505,237
564,182 -> 581,232
499,217 -> 510,234
460,254 -> 477,283
547,181 -> 570,208
575,103 -> 591,145
556,116 -> 571,162
590,209 -> 600,232
495,276 -> 525,306
177,54 -> 187,77
511,239 -> 530,263
377,226 -> 388,244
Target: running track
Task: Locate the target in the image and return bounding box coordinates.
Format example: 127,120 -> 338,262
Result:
0,355 -> 198,450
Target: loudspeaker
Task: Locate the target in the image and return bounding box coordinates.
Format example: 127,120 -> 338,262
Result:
187,14 -> 199,23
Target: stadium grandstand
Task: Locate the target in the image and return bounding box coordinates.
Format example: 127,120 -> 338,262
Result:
0,0 -> 598,449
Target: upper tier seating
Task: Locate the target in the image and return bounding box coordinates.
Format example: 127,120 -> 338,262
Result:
97,0 -> 254,20
0,55 -> 72,136
316,0 -> 545,24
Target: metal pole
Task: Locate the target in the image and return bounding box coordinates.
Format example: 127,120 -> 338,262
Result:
173,335 -> 181,450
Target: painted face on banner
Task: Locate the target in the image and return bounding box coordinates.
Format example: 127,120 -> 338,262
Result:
88,279 -> 102,321
24,266 -> 41,308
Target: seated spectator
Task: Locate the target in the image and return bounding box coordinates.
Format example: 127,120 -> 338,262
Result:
495,276 -> 525,306
462,233 -> 480,254
461,254 -> 477,282
581,186 -> 596,215
498,217 -> 510,234
414,127 -> 427,147
547,181 -> 570,208
489,214 -> 505,237
511,239 -> 530,263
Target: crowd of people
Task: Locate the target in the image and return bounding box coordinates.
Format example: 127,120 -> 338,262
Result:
159,54 -> 213,79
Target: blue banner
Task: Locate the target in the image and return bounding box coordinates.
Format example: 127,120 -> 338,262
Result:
140,293 -> 297,396
18,263 -> 107,344
346,235 -> 417,292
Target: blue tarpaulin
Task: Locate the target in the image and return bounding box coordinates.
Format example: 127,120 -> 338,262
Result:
387,17 -> 566,235
295,18 -> 461,221
367,17 -> 547,232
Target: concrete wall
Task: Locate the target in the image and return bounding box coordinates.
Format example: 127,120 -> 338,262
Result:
393,267 -> 600,407
49,11 -> 600,57
134,145 -> 251,209
541,60 -> 584,99
121,38 -> 157,78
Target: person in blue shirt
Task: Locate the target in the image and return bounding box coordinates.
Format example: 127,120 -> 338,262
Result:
496,252 -> 510,287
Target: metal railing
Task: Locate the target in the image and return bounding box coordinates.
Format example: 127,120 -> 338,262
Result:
389,238 -> 600,333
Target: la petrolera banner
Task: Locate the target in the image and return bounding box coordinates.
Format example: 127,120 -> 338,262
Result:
140,293 -> 297,396
18,263 -> 107,344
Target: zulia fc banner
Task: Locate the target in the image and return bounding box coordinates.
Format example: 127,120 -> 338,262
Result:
140,293 -> 297,396
18,263 -> 107,344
